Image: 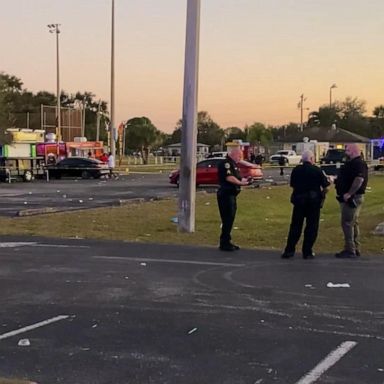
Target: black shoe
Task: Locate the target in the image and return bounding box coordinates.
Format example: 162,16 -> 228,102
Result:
219,244 -> 236,252
303,253 -> 315,259
281,252 -> 294,259
229,243 -> 240,250
335,250 -> 357,259
356,249 -> 361,257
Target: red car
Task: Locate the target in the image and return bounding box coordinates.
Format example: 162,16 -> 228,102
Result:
169,158 -> 263,186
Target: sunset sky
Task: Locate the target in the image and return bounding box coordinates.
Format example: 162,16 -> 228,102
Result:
1,0 -> 384,133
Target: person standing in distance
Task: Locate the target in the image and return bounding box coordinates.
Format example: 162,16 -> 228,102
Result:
281,150 -> 330,259
217,147 -> 249,251
334,143 -> 368,258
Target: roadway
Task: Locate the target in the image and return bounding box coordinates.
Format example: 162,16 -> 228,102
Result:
0,167 -> 290,217
0,237 -> 382,383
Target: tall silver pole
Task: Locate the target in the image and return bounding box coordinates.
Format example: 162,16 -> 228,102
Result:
96,99 -> 101,141
300,94 -> 304,132
110,0 -> 116,156
56,26 -> 61,141
178,0 -> 201,233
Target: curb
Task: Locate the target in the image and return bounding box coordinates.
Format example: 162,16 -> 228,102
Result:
17,207 -> 62,217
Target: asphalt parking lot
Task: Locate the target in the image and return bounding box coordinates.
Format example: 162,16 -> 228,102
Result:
0,168 -> 290,217
0,236 -> 383,384
0,174 -> 177,217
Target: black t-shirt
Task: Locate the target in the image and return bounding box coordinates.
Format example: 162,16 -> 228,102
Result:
290,162 -> 330,194
217,156 -> 241,195
336,156 -> 368,195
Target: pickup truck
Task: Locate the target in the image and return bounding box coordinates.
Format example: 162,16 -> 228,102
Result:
269,150 -> 302,165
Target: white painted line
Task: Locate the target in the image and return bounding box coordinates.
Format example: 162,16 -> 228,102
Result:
93,256 -> 244,267
0,242 -> 89,249
295,341 -> 357,384
0,242 -> 37,248
0,315 -> 69,341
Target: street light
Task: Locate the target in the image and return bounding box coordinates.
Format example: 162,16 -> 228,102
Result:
47,23 -> 61,141
330,83 -> 337,108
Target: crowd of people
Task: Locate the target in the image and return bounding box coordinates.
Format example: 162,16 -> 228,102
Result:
217,144 -> 368,258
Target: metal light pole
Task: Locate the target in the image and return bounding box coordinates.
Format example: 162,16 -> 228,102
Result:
178,0 -> 201,233
298,94 -> 307,132
330,83 -> 337,108
110,0 -> 116,157
47,23 -> 61,141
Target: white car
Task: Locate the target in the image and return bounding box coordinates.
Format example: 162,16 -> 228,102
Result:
269,150 -> 302,165
206,151 -> 227,158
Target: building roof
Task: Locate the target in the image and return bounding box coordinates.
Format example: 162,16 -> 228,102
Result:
166,142 -> 209,148
282,126 -> 370,143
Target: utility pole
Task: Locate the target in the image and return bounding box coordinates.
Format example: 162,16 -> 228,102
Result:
298,94 -> 307,132
178,0 -> 201,233
96,99 -> 101,141
330,83 -> 337,108
110,0 -> 116,156
47,23 -> 61,141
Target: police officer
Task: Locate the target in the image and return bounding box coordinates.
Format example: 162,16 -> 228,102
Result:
334,143 -> 368,258
281,150 -> 330,259
217,147 -> 249,251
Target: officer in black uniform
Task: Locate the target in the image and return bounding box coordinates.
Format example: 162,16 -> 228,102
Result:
217,148 -> 249,251
281,150 -> 330,259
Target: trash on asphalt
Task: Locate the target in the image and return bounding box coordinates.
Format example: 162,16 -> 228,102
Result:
187,327 -> 198,335
23,201 -> 28,204
79,200 -> 83,203
327,282 -> 350,288
140,262 -> 147,266
92,324 -> 98,328
18,338 -> 30,346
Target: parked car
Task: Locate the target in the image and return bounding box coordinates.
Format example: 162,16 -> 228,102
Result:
206,151 -> 227,158
320,149 -> 346,176
320,149 -> 346,164
47,157 -> 110,179
169,158 -> 263,186
269,150 -> 302,165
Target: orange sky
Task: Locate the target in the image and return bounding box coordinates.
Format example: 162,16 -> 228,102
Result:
1,0 -> 384,133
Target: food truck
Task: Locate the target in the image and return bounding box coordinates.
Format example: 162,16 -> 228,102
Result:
0,129 -> 46,182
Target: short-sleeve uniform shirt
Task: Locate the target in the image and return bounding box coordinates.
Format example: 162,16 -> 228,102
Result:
217,156 -> 241,195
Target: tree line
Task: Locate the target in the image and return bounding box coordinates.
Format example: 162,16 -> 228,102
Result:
1,71 -> 384,163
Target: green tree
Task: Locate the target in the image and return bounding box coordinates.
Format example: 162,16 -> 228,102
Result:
373,105 -> 384,119
171,111 -> 224,149
307,105 -> 341,127
246,122 -> 273,147
223,126 -> 245,142
124,116 -> 161,164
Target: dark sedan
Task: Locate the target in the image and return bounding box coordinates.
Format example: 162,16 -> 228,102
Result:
48,157 -> 110,179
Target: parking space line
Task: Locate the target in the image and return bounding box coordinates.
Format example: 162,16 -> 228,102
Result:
295,341 -> 357,384
0,315 -> 69,341
93,256 -> 245,267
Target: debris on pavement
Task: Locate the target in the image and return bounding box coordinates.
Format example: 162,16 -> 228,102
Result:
187,327 -> 198,335
327,282 -> 350,288
18,339 -> 30,346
